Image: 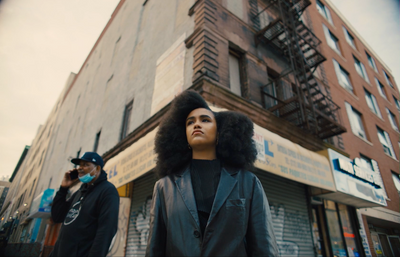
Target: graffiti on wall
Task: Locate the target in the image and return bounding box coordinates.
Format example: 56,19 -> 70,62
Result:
129,196 -> 152,253
270,202 -> 312,257
127,198 -> 310,257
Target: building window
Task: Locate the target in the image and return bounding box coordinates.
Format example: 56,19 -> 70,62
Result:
29,178 -> 36,197
364,89 -> 382,118
333,59 -> 353,92
121,101 -> 133,141
377,126 -> 396,158
353,56 -> 369,83
229,52 -> 243,97
93,130 -> 101,152
359,154 -> 374,171
111,37 -> 121,66
386,108 -> 399,132
356,157 -> 387,197
263,77 -> 277,109
343,27 -> 356,49
366,52 -> 378,72
345,102 -> 367,139
383,71 -> 394,89
38,150 -> 46,166
316,0 -> 333,24
393,96 -> 400,113
375,78 -> 387,99
323,25 -> 341,54
258,5 -> 274,29
392,172 -> 400,192
226,0 -> 244,20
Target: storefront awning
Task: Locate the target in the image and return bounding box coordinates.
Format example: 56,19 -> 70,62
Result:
27,209 -> 52,219
318,191 -> 384,208
360,207 -> 400,227
104,118 -> 337,193
316,149 -> 387,208
252,123 -> 336,191
104,128 -> 158,189
26,189 -> 55,220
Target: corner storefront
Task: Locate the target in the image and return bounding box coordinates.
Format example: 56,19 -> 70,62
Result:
315,148 -> 390,257
103,118 -> 338,256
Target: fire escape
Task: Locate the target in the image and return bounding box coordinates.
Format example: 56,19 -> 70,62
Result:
254,0 -> 346,139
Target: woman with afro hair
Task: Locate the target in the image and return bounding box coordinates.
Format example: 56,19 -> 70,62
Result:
146,90 -> 278,256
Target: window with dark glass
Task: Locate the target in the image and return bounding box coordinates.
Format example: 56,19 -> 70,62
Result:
377,126 -> 396,158
393,96 -> 400,113
364,89 -> 382,118
323,25 -> 341,54
29,178 -> 36,197
343,27 -> 356,49
121,100 -> 133,141
263,77 -> 277,109
359,154 -> 374,171
345,102 -> 367,139
93,130 -> 101,152
333,60 -> 353,92
316,0 -> 333,24
353,56 -> 369,83
366,52 -> 378,72
383,71 -> 394,89
386,108 -> 399,132
375,78 -> 387,99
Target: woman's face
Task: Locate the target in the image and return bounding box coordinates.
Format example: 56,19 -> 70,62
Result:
186,108 -> 217,150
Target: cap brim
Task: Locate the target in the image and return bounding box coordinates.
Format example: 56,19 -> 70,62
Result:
70,158 -> 82,165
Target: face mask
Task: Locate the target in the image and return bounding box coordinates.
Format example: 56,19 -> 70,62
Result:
79,167 -> 97,183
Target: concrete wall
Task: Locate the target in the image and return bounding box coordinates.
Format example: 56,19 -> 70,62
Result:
4,0 -> 195,244
38,0 -> 195,192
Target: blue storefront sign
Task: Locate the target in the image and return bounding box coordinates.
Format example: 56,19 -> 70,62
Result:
27,189 -> 55,243
28,188 -> 55,219
326,149 -> 386,206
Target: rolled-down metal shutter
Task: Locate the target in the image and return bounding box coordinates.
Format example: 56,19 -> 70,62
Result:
254,169 -> 315,257
125,173 -> 157,257
124,170 -> 314,256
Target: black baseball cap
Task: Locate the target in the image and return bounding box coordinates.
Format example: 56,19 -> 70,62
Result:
71,152 -> 104,168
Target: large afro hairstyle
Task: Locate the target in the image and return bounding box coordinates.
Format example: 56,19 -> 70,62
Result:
154,90 -> 257,178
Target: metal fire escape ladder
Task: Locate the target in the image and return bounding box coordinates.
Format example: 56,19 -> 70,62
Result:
278,0 -> 317,133
255,0 -> 346,139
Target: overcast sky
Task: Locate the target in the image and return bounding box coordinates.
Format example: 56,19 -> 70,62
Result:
0,0 -> 399,178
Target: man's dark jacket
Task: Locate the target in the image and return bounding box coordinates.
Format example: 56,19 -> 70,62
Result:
146,166 -> 279,256
49,170 -> 119,257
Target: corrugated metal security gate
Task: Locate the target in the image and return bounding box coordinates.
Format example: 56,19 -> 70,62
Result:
255,170 -> 315,257
124,171 -> 314,257
125,174 -> 157,257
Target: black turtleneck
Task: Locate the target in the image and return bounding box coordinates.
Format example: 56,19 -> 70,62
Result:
190,159 -> 221,237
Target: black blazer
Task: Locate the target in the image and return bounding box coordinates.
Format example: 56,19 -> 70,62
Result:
146,166 -> 278,256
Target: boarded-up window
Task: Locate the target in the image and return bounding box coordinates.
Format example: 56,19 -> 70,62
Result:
229,53 -> 242,96
227,0 -> 243,20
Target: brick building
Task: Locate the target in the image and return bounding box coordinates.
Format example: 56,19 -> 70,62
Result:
3,0 -> 399,256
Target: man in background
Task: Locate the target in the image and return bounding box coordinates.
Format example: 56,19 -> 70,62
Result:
49,152 -> 119,257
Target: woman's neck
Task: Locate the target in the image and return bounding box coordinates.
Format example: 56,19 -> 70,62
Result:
192,149 -> 216,160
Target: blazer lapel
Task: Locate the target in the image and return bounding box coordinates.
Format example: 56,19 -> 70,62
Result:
174,167 -> 200,228
208,168 -> 237,225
